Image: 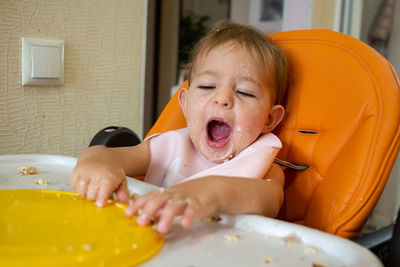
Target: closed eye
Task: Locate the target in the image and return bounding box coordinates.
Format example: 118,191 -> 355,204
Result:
237,90 -> 255,97
198,85 -> 215,89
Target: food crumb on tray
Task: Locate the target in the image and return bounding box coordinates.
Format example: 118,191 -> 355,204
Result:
34,178 -> 49,186
312,262 -> 326,267
262,257 -> 274,264
18,165 -> 39,175
224,233 -> 240,242
202,214 -> 222,223
246,225 -> 256,232
282,232 -> 302,245
304,246 -> 318,254
130,192 -> 141,200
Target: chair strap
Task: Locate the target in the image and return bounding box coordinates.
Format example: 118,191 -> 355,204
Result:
274,158 -> 310,170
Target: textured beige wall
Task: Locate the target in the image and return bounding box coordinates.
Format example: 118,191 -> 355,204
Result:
311,0 -> 336,29
0,0 -> 145,157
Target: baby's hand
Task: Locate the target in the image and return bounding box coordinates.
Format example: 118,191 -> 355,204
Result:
126,179 -> 219,233
69,146 -> 130,206
125,190 -> 203,233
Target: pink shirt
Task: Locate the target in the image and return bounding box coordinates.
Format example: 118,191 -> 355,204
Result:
144,128 -> 281,188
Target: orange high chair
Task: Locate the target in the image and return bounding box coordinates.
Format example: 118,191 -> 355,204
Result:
144,30 -> 400,239
91,30 -> 400,240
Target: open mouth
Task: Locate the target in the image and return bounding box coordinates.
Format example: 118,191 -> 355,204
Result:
206,119 -> 231,148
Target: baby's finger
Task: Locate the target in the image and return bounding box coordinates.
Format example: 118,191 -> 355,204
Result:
116,180 -> 130,204
125,199 -> 143,217
125,192 -> 159,216
76,179 -> 89,198
69,170 -> 79,188
180,200 -> 208,228
157,200 -> 187,233
96,181 -> 116,207
136,194 -> 169,226
86,181 -> 99,200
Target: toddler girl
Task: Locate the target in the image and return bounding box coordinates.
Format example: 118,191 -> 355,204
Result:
70,20 -> 289,233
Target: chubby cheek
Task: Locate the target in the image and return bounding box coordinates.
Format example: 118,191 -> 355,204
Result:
233,126 -> 258,152
234,114 -> 267,145
185,110 -> 206,149
185,95 -> 208,127
185,107 -> 203,131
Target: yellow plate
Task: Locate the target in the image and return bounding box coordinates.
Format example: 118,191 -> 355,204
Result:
0,189 -> 163,266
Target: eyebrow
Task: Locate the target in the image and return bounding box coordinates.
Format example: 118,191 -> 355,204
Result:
237,76 -> 260,86
234,76 -> 263,92
194,70 -> 262,89
194,70 -> 218,78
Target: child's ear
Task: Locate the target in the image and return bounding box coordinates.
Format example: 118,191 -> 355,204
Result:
178,87 -> 189,118
262,105 -> 285,133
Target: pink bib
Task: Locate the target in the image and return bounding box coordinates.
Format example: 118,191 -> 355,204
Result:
144,128 -> 281,188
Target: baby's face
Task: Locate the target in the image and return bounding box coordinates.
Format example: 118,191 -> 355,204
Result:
179,41 -> 283,163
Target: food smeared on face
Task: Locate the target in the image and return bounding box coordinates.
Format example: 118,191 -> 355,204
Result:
179,41 -> 282,164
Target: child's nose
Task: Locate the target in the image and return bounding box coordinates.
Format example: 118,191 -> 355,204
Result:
213,90 -> 233,108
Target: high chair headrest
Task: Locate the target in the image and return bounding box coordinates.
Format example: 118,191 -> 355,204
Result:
270,30 -> 400,238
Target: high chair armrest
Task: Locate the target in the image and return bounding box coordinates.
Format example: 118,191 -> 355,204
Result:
353,208 -> 400,267
354,225 -> 394,250
89,126 -> 141,147
354,225 -> 393,265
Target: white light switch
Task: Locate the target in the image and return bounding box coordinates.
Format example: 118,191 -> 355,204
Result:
31,46 -> 61,79
22,37 -> 64,86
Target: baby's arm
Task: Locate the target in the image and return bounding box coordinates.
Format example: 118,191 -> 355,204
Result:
69,141 -> 150,206
211,162 -> 284,216
126,163 -> 284,233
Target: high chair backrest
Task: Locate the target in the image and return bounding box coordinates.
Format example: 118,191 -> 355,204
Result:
147,30 -> 400,239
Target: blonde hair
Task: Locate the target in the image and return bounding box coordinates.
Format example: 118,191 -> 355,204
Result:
187,20 -> 289,106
